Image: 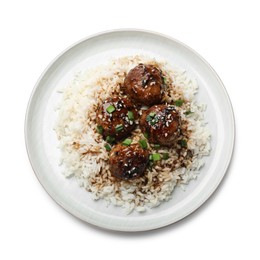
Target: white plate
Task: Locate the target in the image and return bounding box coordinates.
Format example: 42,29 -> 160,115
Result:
25,29 -> 235,232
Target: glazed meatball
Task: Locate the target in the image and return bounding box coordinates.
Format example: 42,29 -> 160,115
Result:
109,143 -> 149,180
96,97 -> 138,142
123,64 -> 164,106
140,105 -> 181,147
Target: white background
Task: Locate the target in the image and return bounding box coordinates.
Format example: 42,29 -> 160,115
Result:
0,0 -> 259,259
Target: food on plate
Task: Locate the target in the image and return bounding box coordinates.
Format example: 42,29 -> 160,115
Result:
109,143 -> 149,180
140,104 -> 181,147
55,55 -> 211,214
96,97 -> 138,142
123,64 -> 164,106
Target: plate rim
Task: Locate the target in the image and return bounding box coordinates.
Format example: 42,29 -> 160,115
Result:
25,28 -> 235,232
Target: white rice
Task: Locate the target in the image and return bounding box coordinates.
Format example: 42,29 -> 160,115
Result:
54,55 -> 211,214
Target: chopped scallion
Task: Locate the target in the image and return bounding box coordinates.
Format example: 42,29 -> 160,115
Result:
146,112 -> 156,122
150,117 -> 159,125
106,136 -> 115,144
106,105 -> 116,113
180,139 -> 187,148
162,153 -> 169,160
175,99 -> 184,107
96,125 -> 103,134
152,153 -> 161,161
127,111 -> 134,121
115,124 -> 123,132
139,139 -> 148,149
143,132 -> 149,139
146,115 -> 152,122
122,138 -> 132,146
184,110 -> 193,115
163,77 -> 167,84
104,144 -> 111,151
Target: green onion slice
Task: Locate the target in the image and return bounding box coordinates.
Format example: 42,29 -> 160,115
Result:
115,124 -> 123,132
163,77 -> 167,84
150,117 -> 158,125
146,112 -> 156,122
127,111 -> 134,121
152,153 -> 161,161
143,132 -> 149,139
106,105 -> 116,113
104,144 -> 111,151
106,136 -> 115,144
162,153 -> 169,160
175,99 -> 184,107
122,138 -> 132,146
97,125 -> 103,134
146,115 -> 152,122
180,139 -> 187,148
184,110 -> 193,115
139,139 -> 148,149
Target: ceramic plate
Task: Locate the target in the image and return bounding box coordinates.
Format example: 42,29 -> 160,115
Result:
25,29 -> 235,231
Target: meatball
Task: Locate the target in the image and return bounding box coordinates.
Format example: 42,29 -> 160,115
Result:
140,105 -> 181,147
109,143 -> 149,180
96,97 -> 138,141
123,64 -> 164,106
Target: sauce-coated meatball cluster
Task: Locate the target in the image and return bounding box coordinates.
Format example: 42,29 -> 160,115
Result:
96,64 -> 182,180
